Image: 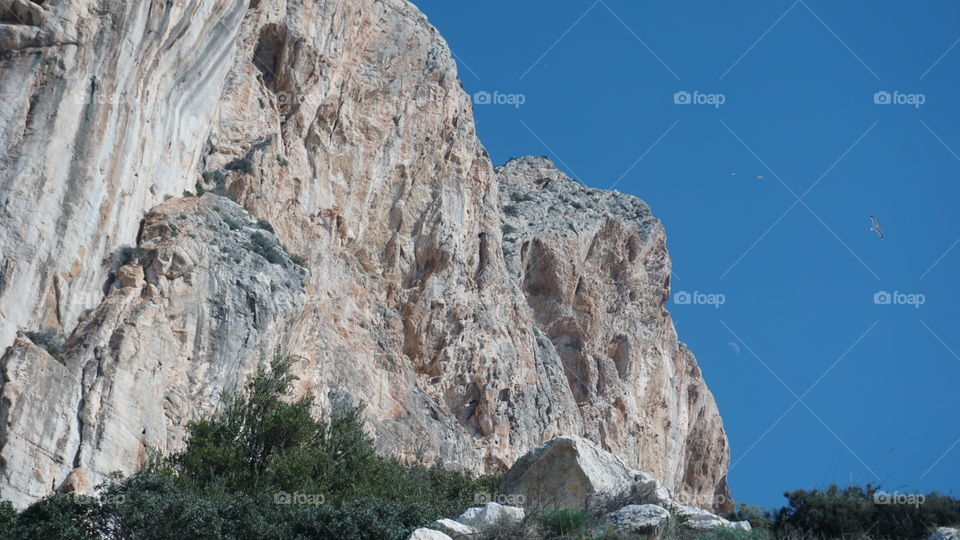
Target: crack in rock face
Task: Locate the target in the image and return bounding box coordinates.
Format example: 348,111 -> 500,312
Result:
0,0 -> 732,512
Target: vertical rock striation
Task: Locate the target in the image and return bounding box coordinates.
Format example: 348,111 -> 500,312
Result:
0,0 -> 250,350
0,0 -> 732,511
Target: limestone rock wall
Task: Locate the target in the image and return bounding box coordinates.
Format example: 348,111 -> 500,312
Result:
0,0 -> 249,350
0,196 -> 305,504
0,0 -> 732,511
497,157 -> 730,508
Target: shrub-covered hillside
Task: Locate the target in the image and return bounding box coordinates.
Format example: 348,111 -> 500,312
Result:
0,356 -> 956,539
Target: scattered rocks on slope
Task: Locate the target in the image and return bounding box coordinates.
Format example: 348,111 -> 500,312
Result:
407,502 -> 525,540
418,435 -> 747,539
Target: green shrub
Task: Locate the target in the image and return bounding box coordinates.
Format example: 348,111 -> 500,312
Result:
501,224 -> 517,237
200,169 -> 237,201
726,503 -> 773,531
0,501 -> 15,529
210,185 -> 237,202
538,507 -> 591,537
509,192 -> 534,203
23,331 -> 64,361
288,253 -> 307,268
221,214 -> 245,231
256,219 -> 275,233
202,170 -> 227,185
660,509 -> 693,538
116,246 -> 153,267
225,156 -> 255,175
591,525 -> 635,539
247,232 -> 285,265
4,494 -> 103,540
692,529 -> 774,540
503,204 -> 520,218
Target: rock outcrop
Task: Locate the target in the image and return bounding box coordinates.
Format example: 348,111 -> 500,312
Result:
500,435 -> 671,510
600,504 -> 671,535
499,436 -> 749,532
456,502 -> 525,532
0,0 -> 731,511
498,158 -> 730,508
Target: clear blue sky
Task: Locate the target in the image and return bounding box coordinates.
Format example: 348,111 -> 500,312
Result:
413,0 -> 960,510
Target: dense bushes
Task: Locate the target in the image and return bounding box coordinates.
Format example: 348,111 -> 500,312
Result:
768,484 -> 960,539
0,355 -> 497,540
723,485 -> 960,539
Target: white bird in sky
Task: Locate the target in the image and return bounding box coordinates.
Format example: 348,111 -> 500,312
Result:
869,215 -> 884,239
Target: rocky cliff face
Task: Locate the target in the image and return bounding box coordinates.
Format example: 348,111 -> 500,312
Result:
0,0 -> 730,511
497,157 -> 730,508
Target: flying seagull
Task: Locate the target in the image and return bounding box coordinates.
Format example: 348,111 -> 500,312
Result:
869,215 -> 884,239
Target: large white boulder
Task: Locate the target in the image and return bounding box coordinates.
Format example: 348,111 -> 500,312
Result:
675,504 -> 751,531
456,502 -> 525,530
406,528 -> 452,540
499,435 -> 672,510
431,518 -> 478,539
599,504 -> 671,534
632,470 -> 674,507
